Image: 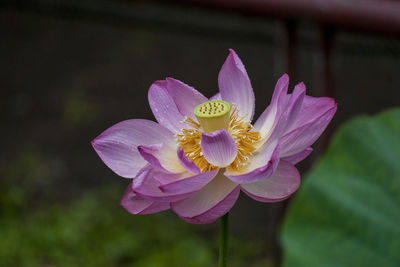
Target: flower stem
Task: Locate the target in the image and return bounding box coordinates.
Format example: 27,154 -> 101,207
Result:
219,213 -> 229,267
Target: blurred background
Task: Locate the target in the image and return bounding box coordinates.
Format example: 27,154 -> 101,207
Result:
1,0 -> 400,266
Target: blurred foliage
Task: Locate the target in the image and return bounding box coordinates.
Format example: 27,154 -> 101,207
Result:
281,108 -> 400,266
0,180 -> 268,266
63,90 -> 96,128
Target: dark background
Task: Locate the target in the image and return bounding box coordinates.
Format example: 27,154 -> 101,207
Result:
1,0 -> 399,266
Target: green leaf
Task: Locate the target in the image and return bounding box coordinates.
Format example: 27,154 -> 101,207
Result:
281,108 -> 400,267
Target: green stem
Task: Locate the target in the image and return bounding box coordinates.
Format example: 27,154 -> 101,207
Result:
219,213 -> 229,267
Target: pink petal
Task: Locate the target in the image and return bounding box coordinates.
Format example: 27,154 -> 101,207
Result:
209,92 -> 222,101
138,144 -> 185,173
218,49 -> 255,122
268,82 -> 306,141
153,172 -> 183,185
225,140 -> 280,184
159,170 -> 218,195
148,80 -> 185,133
171,172 -> 240,224
165,78 -> 208,120
133,165 -> 202,202
281,83 -> 306,133
177,147 -> 201,174
283,148 -> 313,165
279,101 -> 337,157
138,144 -> 167,172
285,96 -> 336,133
120,182 -> 170,215
254,74 -> 289,140
241,160 -> 300,202
201,129 -> 237,168
91,119 -> 175,178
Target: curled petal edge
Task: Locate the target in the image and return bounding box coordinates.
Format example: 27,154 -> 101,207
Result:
120,182 -> 170,215
201,129 -> 238,168
241,160 -> 300,203
225,141 -> 280,184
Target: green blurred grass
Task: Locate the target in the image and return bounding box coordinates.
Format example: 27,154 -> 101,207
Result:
0,181 -> 269,266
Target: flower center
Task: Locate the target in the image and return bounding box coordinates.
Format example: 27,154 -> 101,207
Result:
177,102 -> 261,173
194,100 -> 231,133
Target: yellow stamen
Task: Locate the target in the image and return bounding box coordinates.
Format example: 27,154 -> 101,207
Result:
228,105 -> 261,171
176,116 -> 218,173
177,103 -> 261,173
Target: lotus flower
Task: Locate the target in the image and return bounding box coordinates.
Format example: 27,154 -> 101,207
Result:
92,49 -> 337,224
